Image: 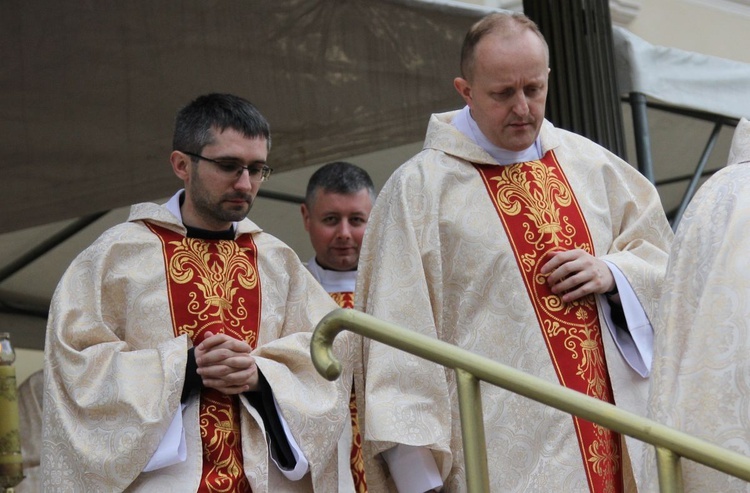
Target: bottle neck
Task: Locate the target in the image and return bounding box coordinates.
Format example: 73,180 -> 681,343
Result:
0,332 -> 15,365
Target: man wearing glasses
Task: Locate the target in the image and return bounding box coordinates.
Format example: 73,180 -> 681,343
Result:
41,93 -> 354,492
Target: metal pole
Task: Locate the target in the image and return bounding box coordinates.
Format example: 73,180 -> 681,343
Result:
456,369 -> 490,493
671,120 -> 722,230
656,446 -> 684,493
629,92 -> 655,183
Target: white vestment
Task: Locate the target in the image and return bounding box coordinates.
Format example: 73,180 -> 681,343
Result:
642,118 -> 750,492
305,257 -> 358,493
42,195 -> 351,492
355,111 -> 673,492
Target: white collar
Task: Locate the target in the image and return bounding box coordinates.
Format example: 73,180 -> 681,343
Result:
452,105 -> 542,165
306,257 -> 357,293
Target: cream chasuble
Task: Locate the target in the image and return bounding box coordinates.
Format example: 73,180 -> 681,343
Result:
42,199 -> 352,492
355,111 -> 672,492
642,118 -> 750,492
475,153 -> 623,493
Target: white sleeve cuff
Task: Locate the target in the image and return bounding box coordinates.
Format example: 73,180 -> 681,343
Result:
602,261 -> 654,376
143,403 -> 188,472
382,444 -> 443,493
269,396 -> 309,481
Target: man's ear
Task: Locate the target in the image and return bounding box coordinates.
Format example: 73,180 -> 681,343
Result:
453,77 -> 472,105
300,203 -> 311,232
170,151 -> 190,181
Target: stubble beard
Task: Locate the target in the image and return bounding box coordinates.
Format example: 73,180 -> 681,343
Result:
192,187 -> 253,227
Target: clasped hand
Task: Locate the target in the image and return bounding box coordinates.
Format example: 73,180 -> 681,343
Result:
195,331 -> 259,394
540,249 -> 615,303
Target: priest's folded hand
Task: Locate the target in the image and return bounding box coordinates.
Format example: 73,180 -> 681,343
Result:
195,331 -> 260,394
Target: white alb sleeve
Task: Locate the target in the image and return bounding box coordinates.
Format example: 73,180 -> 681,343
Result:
382,444 -> 443,493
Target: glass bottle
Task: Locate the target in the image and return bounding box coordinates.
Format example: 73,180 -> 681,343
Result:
0,332 -> 24,491
0,333 -> 15,365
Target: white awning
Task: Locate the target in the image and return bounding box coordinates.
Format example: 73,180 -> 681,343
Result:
613,25 -> 750,120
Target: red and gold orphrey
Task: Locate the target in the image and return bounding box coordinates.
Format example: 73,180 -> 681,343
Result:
475,151 -> 624,493
329,291 -> 368,493
148,223 -> 259,493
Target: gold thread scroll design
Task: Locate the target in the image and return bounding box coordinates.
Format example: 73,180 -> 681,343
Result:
200,395 -> 248,493
491,160 -> 576,255
488,159 -> 620,489
167,238 -> 258,347
167,236 -> 256,493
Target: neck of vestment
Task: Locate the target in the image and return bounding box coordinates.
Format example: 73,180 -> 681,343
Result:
147,222 -> 258,493
474,150 -> 624,493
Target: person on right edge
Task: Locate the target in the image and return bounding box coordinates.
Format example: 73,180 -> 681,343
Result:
354,12 -> 673,493
642,118 -> 750,492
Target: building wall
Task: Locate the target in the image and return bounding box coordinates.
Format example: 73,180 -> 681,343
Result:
464,0 -> 750,64
629,0 -> 750,63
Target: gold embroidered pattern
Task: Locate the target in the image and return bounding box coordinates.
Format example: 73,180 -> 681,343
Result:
148,224 -> 259,493
167,237 -> 258,347
491,160 -> 575,252
200,392 -> 250,493
330,291 -> 355,309
475,153 -> 623,493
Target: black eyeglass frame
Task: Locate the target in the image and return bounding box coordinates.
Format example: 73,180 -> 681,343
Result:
180,150 -> 273,182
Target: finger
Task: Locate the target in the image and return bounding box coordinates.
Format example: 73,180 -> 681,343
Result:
197,332 -> 228,352
201,381 -> 251,395
197,338 -> 253,364
199,355 -> 255,373
547,258 -> 587,287
198,352 -> 254,370
540,250 -> 565,274
560,282 -> 595,303
541,248 -> 585,276
200,368 -> 254,385
204,336 -> 253,354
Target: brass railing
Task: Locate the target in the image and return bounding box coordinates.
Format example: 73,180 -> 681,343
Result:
310,308 -> 750,493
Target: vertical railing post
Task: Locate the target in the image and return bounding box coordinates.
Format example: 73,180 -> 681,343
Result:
656,446 -> 684,493
455,368 -> 490,493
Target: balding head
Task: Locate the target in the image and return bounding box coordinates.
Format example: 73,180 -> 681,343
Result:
459,12 -> 549,82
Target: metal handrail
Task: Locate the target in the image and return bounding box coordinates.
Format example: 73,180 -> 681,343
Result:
311,308 -> 750,493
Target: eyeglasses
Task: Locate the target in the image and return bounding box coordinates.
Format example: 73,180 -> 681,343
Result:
181,151 -> 273,182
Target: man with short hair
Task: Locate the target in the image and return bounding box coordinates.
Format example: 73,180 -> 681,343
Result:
301,161 -> 375,492
355,12 -> 673,493
42,93 -> 353,492
301,161 -> 375,300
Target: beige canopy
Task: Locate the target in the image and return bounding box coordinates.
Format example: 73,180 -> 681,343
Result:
0,0 -> 488,235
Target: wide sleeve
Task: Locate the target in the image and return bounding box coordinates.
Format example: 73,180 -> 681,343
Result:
247,241 -> 354,492
354,162 -> 453,478
41,226 -> 188,492
597,156 -> 674,320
